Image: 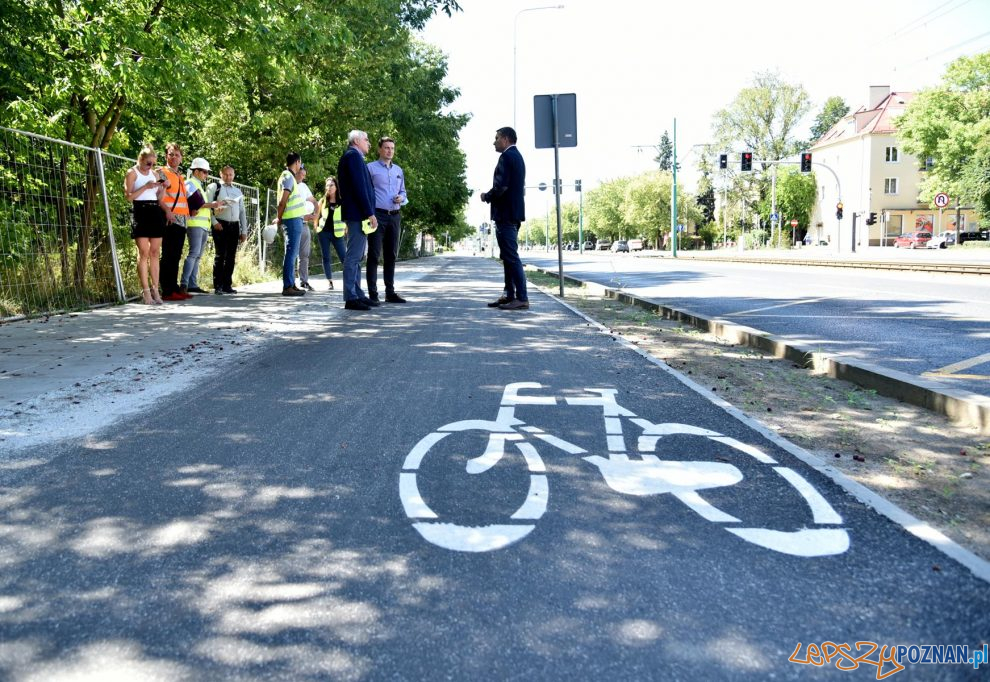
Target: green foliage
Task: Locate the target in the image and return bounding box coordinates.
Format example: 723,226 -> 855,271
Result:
654,131 -> 673,171
896,51 -> 990,220
809,96 -> 850,144
712,71 -> 811,163
756,166 -> 817,231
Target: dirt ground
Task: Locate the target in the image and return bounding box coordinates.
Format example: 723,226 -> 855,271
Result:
527,271 -> 990,563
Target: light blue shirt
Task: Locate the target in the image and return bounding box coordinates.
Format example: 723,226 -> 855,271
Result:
367,159 -> 406,211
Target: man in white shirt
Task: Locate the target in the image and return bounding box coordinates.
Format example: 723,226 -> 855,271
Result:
209,165 -> 248,294
294,165 -> 318,291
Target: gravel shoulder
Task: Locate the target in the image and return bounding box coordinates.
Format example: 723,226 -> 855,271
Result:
528,270 -> 990,563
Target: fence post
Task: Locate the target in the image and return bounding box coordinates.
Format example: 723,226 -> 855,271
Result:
95,150 -> 126,302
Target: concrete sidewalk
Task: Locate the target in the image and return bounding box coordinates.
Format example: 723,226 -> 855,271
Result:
0,259 -> 439,451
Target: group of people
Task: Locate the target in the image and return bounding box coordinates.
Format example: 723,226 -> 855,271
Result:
271,131 -> 408,310
124,143 -> 249,304
124,125 -> 529,312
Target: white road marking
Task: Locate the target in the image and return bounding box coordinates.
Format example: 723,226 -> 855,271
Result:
774,467 -> 843,525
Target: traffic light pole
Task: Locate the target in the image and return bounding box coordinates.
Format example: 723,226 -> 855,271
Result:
671,118 -> 678,258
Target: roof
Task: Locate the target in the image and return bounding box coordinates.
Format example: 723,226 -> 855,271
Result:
812,91 -> 915,148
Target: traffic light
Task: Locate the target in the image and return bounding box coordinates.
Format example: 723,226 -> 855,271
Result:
741,152 -> 753,172
719,154 -> 728,170
800,152 -> 812,173
575,179 -> 582,192
835,202 -> 844,220
865,212 -> 877,225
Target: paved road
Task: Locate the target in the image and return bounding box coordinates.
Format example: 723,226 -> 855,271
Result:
0,257 -> 987,680
524,251 -> 990,398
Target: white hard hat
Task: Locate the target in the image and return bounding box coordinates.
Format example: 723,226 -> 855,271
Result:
189,157 -> 211,171
262,222 -> 278,244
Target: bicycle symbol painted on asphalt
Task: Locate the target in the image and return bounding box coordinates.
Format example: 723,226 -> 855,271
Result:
399,382 -> 850,557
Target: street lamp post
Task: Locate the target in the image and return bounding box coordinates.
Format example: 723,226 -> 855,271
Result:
513,5 -> 564,129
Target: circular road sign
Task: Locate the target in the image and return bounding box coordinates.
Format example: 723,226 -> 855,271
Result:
538,182 -> 548,191
934,192 -> 950,208
790,219 -> 799,227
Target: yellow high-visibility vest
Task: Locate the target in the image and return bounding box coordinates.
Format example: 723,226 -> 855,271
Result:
319,204 -> 345,238
279,170 -> 306,219
187,177 -> 211,230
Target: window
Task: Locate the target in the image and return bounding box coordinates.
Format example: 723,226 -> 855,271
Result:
885,146 -> 899,163
884,178 -> 898,195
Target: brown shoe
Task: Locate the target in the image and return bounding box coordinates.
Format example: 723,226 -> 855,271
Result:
499,300 -> 530,310
487,296 -> 511,308
282,287 -> 304,297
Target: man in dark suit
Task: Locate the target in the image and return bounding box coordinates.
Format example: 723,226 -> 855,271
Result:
337,130 -> 380,311
481,127 -> 528,310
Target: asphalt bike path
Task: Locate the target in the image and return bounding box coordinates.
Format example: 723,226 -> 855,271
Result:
0,256 -> 986,680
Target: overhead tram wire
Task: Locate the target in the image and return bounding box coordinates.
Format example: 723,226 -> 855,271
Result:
876,0 -> 973,45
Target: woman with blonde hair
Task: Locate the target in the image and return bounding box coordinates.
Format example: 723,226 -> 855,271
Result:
123,145 -> 167,304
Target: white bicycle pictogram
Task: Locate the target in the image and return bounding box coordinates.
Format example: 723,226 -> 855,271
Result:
400,382 -> 849,557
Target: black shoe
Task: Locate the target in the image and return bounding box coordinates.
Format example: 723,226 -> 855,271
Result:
368,293 -> 380,302
214,288 -> 225,295
282,287 -> 304,297
223,287 -> 237,294
385,293 -> 407,303
488,296 -> 512,308
302,282 -> 315,291
360,297 -> 381,307
345,300 -> 371,311
187,286 -> 208,294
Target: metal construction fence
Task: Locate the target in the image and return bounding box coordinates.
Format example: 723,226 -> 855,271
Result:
0,126 -> 265,321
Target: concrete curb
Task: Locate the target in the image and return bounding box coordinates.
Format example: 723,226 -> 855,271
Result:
534,266 -> 990,435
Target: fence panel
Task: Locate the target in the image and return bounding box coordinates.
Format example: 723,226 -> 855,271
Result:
0,127 -> 124,320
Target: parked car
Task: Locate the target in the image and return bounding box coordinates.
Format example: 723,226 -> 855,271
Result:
959,228 -> 990,243
628,238 -> 644,251
611,240 -> 629,253
893,231 -> 932,248
597,240 -> 612,250
583,240 -> 595,251
926,231 -> 956,249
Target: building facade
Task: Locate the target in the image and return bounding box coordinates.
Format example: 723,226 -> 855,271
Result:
810,86 -> 977,247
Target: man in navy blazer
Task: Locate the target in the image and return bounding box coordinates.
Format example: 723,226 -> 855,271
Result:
337,130 -> 379,311
481,127 -> 528,310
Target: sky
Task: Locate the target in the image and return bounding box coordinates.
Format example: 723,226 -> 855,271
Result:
417,0 -> 990,226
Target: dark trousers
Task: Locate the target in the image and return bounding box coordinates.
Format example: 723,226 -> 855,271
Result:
212,220 -> 240,291
160,220 -> 187,295
495,221 -> 527,302
366,210 -> 401,297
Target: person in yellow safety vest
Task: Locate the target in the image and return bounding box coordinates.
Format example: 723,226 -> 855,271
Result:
181,157 -> 225,294
159,142 -> 193,301
276,152 -> 307,297
315,175 -> 347,290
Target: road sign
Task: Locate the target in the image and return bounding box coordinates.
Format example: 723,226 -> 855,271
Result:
934,192 -> 950,208
770,212 -> 779,222
790,219 -> 799,228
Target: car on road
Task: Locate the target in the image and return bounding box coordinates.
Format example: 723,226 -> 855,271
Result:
926,231 -> 956,249
583,241 -> 595,251
959,228 -> 989,243
893,231 -> 932,249
611,240 -> 629,253
597,240 -> 612,250
628,238 -> 644,251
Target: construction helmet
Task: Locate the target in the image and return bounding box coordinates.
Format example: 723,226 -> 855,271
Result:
262,221 -> 279,244
189,157 -> 211,172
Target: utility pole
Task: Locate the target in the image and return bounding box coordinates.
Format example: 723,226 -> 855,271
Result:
671,118 -> 678,257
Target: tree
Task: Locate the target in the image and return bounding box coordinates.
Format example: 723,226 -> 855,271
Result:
711,71 -> 811,163
896,51 -> 990,218
756,167 -> 817,243
809,96 -> 850,143
0,0 -> 467,294
654,131 -> 673,171
585,177 -> 630,240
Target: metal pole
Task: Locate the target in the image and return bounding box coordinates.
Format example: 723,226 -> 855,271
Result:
552,95 -> 564,297
771,164 -> 777,250
955,198 -> 961,244
671,117 -> 677,257
578,186 -> 584,253
722,181 -> 727,249
94,150 -> 126,302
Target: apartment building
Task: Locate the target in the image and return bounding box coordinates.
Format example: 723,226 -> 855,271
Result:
810,86 -> 977,247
